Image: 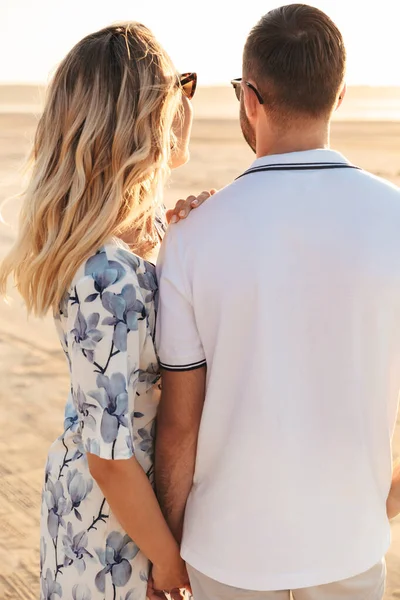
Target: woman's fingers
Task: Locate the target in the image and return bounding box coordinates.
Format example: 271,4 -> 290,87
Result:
190,190 -> 212,208
167,189 -> 218,224
180,195 -> 197,217
192,188 -> 217,205
165,209 -> 174,224
170,199 -> 187,223
166,199 -> 185,224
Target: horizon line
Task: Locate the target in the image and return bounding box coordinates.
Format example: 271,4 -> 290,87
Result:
2,82 -> 400,90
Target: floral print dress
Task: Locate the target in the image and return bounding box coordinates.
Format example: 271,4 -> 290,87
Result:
40,243 -> 160,600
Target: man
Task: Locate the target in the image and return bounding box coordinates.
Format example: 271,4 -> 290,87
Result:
156,4 -> 400,599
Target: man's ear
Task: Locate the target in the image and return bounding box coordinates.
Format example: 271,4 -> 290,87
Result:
336,83 -> 347,111
242,82 -> 259,123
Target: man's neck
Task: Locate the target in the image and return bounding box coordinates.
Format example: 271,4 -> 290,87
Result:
256,120 -> 330,158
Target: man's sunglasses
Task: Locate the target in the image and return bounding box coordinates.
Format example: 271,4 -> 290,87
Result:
179,72 -> 197,100
231,78 -> 264,105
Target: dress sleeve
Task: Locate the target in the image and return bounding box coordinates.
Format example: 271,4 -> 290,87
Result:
156,227 -> 206,372
66,271 -> 146,460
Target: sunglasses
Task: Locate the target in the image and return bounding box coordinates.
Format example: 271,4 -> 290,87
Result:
230,78 -> 264,105
179,72 -> 197,100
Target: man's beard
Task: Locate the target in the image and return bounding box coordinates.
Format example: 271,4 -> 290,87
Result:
240,100 -> 256,154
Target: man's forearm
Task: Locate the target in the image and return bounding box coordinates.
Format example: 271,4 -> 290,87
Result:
155,424 -> 198,543
155,367 -> 206,543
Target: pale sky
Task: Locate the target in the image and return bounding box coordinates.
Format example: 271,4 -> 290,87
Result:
1,0 -> 400,86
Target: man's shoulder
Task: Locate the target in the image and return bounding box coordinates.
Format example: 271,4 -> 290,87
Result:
168,181 -> 241,234
192,180 -> 243,214
353,168 -> 399,195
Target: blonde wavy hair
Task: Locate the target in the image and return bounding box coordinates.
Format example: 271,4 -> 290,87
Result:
0,22 -> 182,316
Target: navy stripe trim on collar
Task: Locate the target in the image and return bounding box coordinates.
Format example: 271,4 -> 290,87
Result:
236,162 -> 361,180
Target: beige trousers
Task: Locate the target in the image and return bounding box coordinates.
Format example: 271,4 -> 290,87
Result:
187,560 -> 386,600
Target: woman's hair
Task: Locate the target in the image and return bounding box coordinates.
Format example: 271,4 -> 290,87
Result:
0,22 -> 182,316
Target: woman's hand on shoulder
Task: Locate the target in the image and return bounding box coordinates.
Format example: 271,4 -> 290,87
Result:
167,189 -> 217,224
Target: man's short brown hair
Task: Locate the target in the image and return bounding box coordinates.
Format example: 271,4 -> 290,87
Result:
243,4 -> 346,118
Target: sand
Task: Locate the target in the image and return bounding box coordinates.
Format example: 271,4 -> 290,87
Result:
0,86 -> 400,599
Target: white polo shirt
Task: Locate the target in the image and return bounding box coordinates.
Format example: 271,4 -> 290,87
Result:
156,149 -> 400,590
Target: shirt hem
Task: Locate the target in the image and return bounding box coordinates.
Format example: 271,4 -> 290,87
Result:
182,539 -> 390,591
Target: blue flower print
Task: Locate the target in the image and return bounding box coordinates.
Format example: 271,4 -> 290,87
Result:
88,373 -> 129,445
45,479 -> 72,538
41,568 -> 62,600
140,570 -> 148,583
137,265 -> 158,304
125,434 -> 135,456
59,290 -> 70,318
116,249 -> 158,304
117,247 -> 158,305
84,250 -> 127,302
136,364 -> 161,392
94,532 -> 139,593
40,536 -> 47,575
84,438 -> 101,455
44,456 -> 52,484
102,284 -> 146,352
62,522 -> 95,575
116,248 -> 140,272
137,423 -> 155,457
72,583 -> 92,600
66,469 -> 93,521
64,395 -> 79,431
74,387 -> 97,430
71,310 -> 104,363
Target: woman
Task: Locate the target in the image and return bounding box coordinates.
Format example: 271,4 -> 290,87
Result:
0,23 -> 211,600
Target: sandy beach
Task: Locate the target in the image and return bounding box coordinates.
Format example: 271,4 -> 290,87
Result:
0,85 -> 400,599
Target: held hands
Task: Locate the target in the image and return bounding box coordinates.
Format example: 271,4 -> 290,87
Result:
167,189 -> 217,224
147,553 -> 191,600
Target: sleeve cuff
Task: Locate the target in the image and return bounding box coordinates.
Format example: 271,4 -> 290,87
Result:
159,358 -> 207,372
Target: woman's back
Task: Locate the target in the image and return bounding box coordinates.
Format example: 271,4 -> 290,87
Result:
42,243 -> 160,598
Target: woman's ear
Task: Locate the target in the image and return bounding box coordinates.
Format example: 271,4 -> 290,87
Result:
170,96 -> 193,170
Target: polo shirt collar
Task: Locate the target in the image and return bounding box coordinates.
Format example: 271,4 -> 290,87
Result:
249,148 -> 351,170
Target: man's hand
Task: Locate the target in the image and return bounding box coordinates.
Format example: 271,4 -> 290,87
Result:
387,460 -> 400,519
167,189 -> 217,224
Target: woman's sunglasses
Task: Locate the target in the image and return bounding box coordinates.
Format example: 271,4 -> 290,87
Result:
179,72 -> 197,100
230,78 -> 264,105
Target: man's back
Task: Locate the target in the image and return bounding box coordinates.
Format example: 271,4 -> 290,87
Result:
157,149 -> 400,589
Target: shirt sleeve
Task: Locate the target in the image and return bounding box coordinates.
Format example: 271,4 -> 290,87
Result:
66,273 -> 145,460
156,227 -> 206,371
